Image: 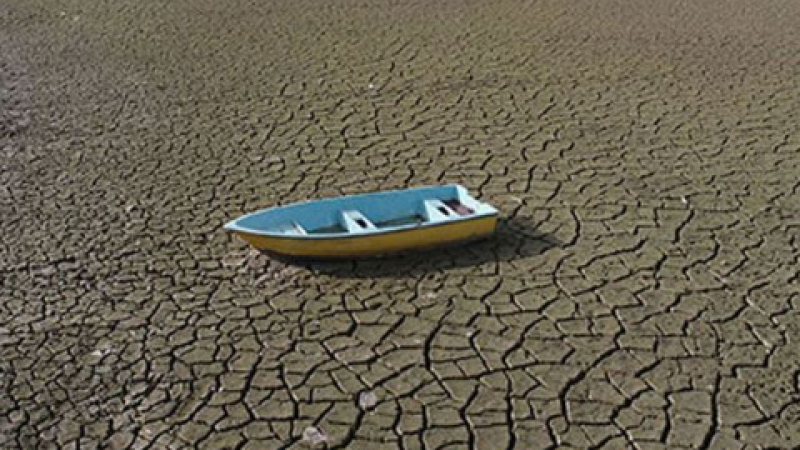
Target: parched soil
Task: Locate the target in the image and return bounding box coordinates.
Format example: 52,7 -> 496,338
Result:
2,0 -> 800,448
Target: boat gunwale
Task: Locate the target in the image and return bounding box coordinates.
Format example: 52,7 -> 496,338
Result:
228,211 -> 498,241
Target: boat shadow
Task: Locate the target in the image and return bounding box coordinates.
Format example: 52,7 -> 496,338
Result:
279,216 -> 561,279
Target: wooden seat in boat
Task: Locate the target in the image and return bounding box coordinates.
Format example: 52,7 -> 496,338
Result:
274,222 -> 307,235
422,199 -> 455,222
341,210 -> 377,233
443,199 -> 474,216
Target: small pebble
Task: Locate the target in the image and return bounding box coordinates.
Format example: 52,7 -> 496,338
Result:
358,390 -> 378,410
302,426 -> 328,445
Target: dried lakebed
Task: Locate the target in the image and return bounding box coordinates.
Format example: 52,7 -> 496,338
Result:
2,0 -> 800,448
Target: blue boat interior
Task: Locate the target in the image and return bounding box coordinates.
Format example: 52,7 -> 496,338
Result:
226,184 -> 497,238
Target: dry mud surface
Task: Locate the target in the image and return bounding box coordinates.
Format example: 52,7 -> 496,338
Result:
2,0 -> 800,448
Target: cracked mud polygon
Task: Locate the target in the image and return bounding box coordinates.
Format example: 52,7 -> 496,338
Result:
2,0 -> 800,448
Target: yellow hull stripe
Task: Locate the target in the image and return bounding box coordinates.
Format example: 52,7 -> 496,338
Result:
233,216 -> 498,258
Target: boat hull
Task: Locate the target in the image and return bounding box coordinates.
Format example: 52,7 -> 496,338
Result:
232,215 -> 497,258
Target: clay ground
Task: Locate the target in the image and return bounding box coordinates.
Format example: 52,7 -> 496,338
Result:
2,0 -> 800,448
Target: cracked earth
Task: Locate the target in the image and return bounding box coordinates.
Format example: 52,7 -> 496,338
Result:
2,0 -> 800,448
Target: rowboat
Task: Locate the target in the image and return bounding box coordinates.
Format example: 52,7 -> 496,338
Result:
224,184 -> 498,259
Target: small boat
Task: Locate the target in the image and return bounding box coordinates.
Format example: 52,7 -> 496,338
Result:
224,184 -> 498,259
